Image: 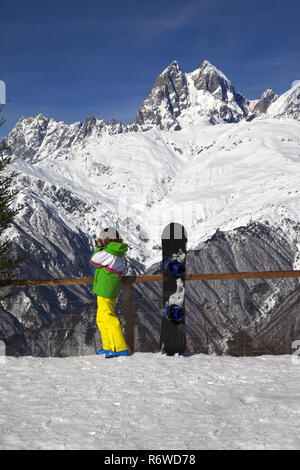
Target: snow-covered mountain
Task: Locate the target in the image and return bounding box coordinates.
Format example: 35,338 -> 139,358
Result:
266,81 -> 300,119
136,60 -> 248,130
1,59 -> 300,355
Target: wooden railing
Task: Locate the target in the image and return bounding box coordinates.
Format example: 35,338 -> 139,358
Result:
1,269 -> 300,352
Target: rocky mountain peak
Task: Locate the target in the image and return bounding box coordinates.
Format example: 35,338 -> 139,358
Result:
189,60 -> 234,100
160,59 -> 181,76
135,59 -> 249,130
261,88 -> 276,99
135,59 -> 188,131
252,89 -> 279,115
194,60 -> 229,80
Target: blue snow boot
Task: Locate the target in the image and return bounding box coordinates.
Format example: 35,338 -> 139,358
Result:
105,350 -> 129,359
97,349 -> 109,355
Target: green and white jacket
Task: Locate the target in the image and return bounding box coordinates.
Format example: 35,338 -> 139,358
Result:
89,242 -> 128,299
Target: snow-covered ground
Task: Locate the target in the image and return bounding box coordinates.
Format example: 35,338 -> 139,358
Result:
0,353 -> 299,450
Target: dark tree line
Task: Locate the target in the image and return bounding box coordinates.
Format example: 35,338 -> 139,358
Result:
0,105 -> 25,298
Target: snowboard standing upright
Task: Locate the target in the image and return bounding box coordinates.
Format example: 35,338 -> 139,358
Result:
160,222 -> 187,355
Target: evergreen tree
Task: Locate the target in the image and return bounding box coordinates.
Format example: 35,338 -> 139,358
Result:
0,107 -> 25,297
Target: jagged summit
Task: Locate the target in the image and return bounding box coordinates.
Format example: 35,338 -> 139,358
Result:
160,60 -> 182,75
6,112 -> 135,163
194,60 -> 229,80
261,88 -> 276,99
251,88 -> 278,115
135,59 -> 250,130
135,59 -> 188,131
189,60 -> 234,99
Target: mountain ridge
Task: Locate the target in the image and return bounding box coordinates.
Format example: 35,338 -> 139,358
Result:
8,58 -> 299,142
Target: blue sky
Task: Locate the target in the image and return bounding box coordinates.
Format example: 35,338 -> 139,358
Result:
1,0 -> 300,136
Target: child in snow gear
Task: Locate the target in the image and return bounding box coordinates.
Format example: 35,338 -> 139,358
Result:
90,227 -> 129,358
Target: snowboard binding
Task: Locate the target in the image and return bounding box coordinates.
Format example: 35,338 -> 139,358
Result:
163,304 -> 185,323
163,258 -> 186,277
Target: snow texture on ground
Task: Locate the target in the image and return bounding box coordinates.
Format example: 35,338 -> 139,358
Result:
0,353 -> 299,450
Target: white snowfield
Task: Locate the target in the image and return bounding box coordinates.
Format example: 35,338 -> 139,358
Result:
0,353 -> 299,450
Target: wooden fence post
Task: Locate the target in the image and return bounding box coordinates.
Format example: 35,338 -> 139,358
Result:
123,280 -> 134,353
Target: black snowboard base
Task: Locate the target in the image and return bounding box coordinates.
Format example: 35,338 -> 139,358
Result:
160,317 -> 186,355
159,222 -> 187,356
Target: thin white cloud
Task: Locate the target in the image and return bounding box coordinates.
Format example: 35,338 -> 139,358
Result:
33,0 -> 223,37
141,0 -> 222,35
245,53 -> 300,69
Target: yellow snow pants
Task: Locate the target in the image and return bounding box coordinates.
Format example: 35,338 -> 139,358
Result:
96,296 -> 128,352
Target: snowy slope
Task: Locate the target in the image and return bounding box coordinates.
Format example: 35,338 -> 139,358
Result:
0,352 -> 299,450
267,81 -> 300,119
7,116 -> 300,269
